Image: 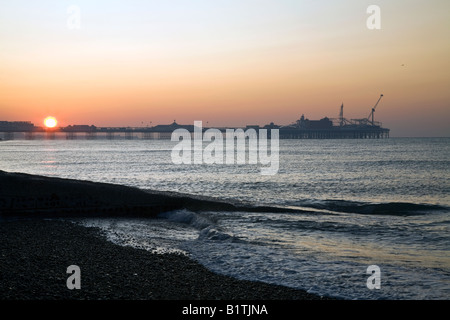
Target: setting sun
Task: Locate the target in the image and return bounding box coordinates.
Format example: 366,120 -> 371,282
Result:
44,116 -> 57,128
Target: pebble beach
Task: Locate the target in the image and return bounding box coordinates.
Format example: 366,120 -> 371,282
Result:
0,218 -> 327,300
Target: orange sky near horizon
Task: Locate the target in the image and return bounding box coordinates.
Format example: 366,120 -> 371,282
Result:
1,0 -> 449,136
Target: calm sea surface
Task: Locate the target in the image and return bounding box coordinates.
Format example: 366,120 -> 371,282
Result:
1,137 -> 449,299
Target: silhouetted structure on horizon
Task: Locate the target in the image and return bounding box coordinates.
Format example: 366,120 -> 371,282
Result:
0,96 -> 390,140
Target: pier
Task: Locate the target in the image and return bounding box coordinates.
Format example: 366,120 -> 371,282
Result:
0,121 -> 390,140
0,95 -> 390,140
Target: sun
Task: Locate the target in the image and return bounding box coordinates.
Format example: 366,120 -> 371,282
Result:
44,116 -> 58,128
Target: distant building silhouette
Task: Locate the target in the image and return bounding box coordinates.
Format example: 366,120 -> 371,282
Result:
0,121 -> 35,131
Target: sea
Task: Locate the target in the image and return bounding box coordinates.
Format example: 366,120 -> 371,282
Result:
1,136 -> 449,300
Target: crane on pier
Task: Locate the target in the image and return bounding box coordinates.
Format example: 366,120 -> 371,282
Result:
368,94 -> 383,126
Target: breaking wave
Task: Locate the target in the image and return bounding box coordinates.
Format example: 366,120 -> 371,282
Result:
158,209 -> 238,242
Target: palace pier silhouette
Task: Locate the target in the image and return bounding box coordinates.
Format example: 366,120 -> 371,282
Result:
1,96 -> 390,140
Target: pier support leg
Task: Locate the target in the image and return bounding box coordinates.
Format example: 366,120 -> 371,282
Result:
66,132 -> 76,140
4,132 -> 14,140
86,132 -> 97,140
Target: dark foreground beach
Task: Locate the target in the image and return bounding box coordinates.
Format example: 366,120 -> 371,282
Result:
0,171 -> 329,301
0,218 -> 329,300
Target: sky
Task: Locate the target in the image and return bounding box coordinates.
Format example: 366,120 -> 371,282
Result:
0,0 -> 449,137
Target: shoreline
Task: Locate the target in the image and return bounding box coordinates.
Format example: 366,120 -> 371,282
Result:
0,170 -> 332,300
0,218 -> 330,300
